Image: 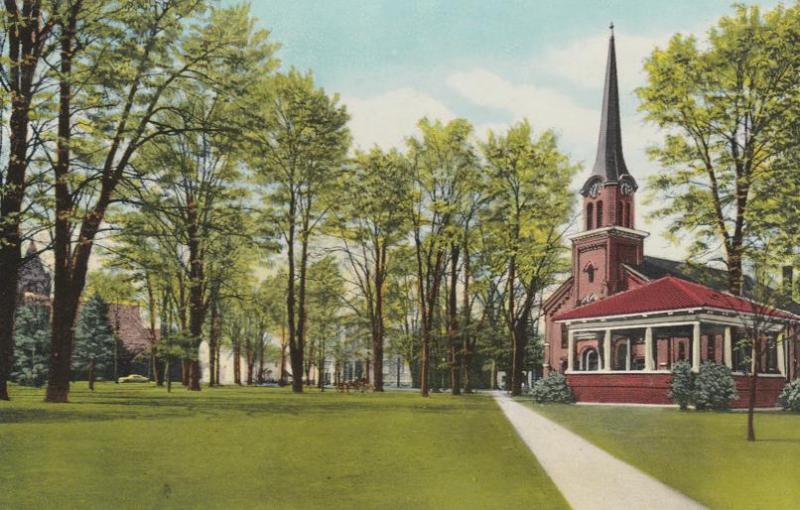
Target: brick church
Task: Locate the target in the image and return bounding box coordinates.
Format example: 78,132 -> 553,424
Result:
542,29 -> 799,407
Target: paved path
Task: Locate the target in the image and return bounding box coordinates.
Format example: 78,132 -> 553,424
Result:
493,392 -> 706,510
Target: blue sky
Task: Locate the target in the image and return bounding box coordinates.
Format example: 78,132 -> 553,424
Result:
234,0 -> 781,260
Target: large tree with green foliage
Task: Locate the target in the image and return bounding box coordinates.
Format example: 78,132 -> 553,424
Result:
253,70 -> 350,393
330,148 -> 409,391
45,1 -> 274,401
482,121 -> 577,396
0,0 -> 55,400
406,118 -> 477,397
637,4 -> 800,296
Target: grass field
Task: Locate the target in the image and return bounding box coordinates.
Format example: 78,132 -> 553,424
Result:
0,384 -> 566,509
527,403 -> 800,510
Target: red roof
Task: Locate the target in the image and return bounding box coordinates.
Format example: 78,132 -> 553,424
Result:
555,276 -> 798,322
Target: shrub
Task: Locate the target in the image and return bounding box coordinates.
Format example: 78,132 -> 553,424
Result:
531,373 -> 574,404
693,362 -> 738,410
668,361 -> 693,410
778,379 -> 800,412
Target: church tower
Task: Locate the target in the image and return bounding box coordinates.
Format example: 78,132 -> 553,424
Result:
571,25 -> 647,305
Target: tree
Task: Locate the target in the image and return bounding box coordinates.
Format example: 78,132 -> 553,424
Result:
0,0 -> 55,400
73,294 -> 115,390
329,148 -> 409,391
725,265 -> 797,441
407,118 -> 476,397
45,2 -> 275,401
482,121 -> 577,396
11,303 -> 50,387
253,70 -> 350,393
306,255 -> 345,389
85,270 -> 140,382
637,4 -> 800,296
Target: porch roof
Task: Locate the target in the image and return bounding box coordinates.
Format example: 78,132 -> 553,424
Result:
554,276 -> 798,322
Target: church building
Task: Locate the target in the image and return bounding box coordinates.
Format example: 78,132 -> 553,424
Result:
542,29 -> 799,407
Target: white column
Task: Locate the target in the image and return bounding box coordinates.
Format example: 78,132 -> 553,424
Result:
692,322 -> 701,372
724,327 -> 733,369
625,338 -> 631,371
644,327 -> 654,371
603,329 -> 612,371
778,332 -> 786,377
567,329 -> 575,372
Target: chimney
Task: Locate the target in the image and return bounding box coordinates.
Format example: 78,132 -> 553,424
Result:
783,265 -> 795,303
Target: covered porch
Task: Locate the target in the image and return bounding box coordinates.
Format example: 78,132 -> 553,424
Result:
565,316 -> 788,377
559,311 -> 792,407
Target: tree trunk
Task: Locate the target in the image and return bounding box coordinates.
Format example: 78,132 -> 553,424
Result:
747,336 -> 761,442
372,242 -> 386,391
88,359 -> 96,391
293,219 -> 311,393
728,247 -> 744,297
461,231 -> 473,393
257,329 -> 265,384
286,193 -> 303,393
0,0 -> 49,402
186,204 -> 204,392
215,343 -> 220,385
511,323 -> 527,396
233,339 -> 241,385
45,10 -> 80,403
165,356 -> 172,393
246,337 -> 254,385
208,300 -> 220,387
0,267 -> 19,401
448,245 -> 461,395
279,322 -> 287,386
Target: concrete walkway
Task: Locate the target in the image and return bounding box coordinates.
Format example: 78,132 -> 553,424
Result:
493,392 -> 706,510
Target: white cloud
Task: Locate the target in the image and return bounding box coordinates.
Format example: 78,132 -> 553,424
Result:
342,88 -> 455,150
446,68 -> 597,159
536,32 -> 670,92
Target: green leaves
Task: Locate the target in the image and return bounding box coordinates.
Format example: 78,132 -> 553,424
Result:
637,4 -> 800,282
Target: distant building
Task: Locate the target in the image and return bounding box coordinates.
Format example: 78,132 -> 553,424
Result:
18,242 -> 51,305
15,243 -> 153,378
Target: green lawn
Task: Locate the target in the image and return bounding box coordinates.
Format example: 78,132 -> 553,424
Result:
526,402 -> 800,510
0,384 -> 566,510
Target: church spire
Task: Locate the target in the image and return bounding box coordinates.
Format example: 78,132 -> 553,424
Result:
590,23 -> 630,184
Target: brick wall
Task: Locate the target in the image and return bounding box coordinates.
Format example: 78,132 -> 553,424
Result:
566,372 -> 786,408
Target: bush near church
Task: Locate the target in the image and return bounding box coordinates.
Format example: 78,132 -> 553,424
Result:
694,362 -> 738,411
668,361 -> 694,410
669,360 -> 738,410
778,379 -> 800,412
531,373 -> 574,404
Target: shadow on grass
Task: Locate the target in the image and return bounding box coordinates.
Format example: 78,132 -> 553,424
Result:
1,386 -> 490,425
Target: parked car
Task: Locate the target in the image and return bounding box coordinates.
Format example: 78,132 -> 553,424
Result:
118,374 -> 149,384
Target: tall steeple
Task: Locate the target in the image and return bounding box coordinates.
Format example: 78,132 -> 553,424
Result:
582,23 -> 636,196
592,23 -> 628,181
570,24 -> 647,304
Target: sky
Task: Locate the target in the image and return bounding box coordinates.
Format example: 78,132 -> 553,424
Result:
236,0 -> 782,261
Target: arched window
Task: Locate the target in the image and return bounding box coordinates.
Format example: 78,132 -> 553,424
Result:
596,201 -> 603,227
586,203 -> 594,230
582,348 -> 599,371
617,201 -> 623,225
